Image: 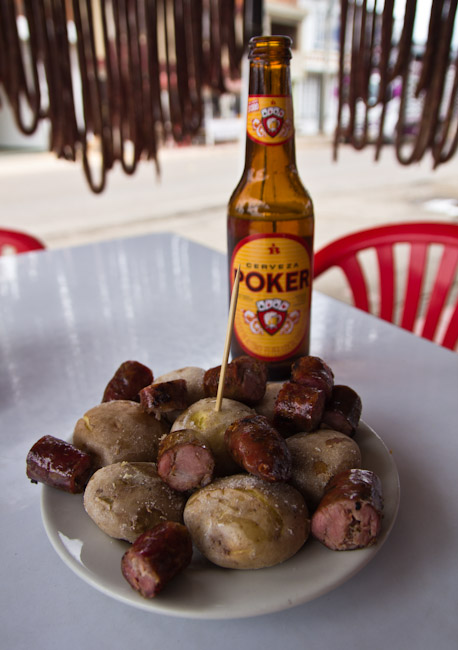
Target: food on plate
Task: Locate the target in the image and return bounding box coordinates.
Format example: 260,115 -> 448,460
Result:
273,382 -> 326,435
73,400 -> 169,469
157,429 -> 215,492
311,469 -> 383,550
121,521 -> 193,598
139,379 -> 189,419
83,461 -> 186,543
32,353 -> 391,603
203,355 -> 268,406
183,474 -> 309,569
286,429 -> 362,508
322,385 -> 362,437
224,414 -> 292,482
170,397 -> 254,475
102,360 -> 153,402
291,355 -> 334,399
153,366 -> 206,406
254,381 -> 283,422
26,434 -> 93,493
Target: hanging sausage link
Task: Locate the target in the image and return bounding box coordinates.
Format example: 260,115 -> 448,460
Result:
0,0 -> 250,192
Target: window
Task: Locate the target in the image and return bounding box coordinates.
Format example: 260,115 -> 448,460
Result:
313,8 -> 326,49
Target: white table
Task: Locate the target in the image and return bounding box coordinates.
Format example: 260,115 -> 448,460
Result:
1,233 -> 457,650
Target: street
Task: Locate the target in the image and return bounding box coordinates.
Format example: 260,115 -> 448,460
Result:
1,136 -> 457,253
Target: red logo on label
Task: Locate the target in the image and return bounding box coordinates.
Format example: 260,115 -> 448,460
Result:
261,106 -> 285,138
256,299 -> 289,335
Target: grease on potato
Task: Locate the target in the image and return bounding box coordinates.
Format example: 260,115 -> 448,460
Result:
183,474 -> 309,569
83,461 -> 186,543
170,397 -> 254,475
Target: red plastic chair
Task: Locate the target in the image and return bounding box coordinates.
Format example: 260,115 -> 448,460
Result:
313,222 -> 458,350
0,228 -> 45,255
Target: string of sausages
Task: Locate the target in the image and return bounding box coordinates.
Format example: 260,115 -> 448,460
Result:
334,0 -> 458,168
0,0 -> 247,192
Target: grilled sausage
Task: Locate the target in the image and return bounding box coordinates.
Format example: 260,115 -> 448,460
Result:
157,429 -> 215,492
203,355 -> 268,406
311,468 -> 383,550
139,380 -> 189,419
291,356 -> 334,400
224,414 -> 291,482
273,382 -> 326,435
26,435 -> 93,493
102,360 -> 153,402
322,385 -> 362,437
121,521 -> 193,598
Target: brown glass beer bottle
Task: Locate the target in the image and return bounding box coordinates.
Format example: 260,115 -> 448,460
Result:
227,36 -> 314,380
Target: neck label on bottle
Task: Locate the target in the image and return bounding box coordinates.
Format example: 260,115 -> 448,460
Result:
230,233 -> 312,362
246,95 -> 293,145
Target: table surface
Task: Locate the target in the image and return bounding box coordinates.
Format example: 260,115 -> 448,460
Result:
1,233 -> 457,650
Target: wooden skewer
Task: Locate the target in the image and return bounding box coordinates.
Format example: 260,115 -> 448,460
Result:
215,265 -> 241,412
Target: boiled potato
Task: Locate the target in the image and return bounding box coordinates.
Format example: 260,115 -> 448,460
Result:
254,381 -> 283,423
83,461 -> 186,543
153,366 -> 206,405
184,474 -> 309,569
170,397 -> 254,475
73,400 -> 169,469
287,429 -> 362,509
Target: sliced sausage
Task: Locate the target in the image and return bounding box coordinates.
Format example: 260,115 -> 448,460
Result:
322,385 -> 362,437
290,356 -> 334,400
26,434 -> 93,493
311,468 -> 383,550
203,355 -> 267,406
273,382 -> 326,435
157,429 -> 215,492
153,366 -> 205,404
102,360 -> 153,402
224,414 -> 292,482
121,521 -> 193,598
139,379 -> 189,419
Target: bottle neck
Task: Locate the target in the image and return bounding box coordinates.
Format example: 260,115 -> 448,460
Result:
243,57 -> 298,174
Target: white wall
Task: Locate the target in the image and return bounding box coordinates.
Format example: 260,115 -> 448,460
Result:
0,89 -> 49,150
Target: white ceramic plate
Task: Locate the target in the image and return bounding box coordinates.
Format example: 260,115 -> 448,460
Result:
41,421 -> 400,619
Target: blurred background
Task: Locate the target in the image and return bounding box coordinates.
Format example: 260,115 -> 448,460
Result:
1,0 -> 457,299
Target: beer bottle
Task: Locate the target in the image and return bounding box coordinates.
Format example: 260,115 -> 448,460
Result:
227,35 -> 314,380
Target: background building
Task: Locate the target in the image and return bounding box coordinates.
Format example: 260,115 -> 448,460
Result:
265,0 -> 340,136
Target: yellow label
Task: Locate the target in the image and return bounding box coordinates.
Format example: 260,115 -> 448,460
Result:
246,95 -> 293,145
230,234 -> 312,361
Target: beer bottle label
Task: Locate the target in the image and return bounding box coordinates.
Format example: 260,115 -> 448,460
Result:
246,95 -> 294,145
230,233 -> 312,362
